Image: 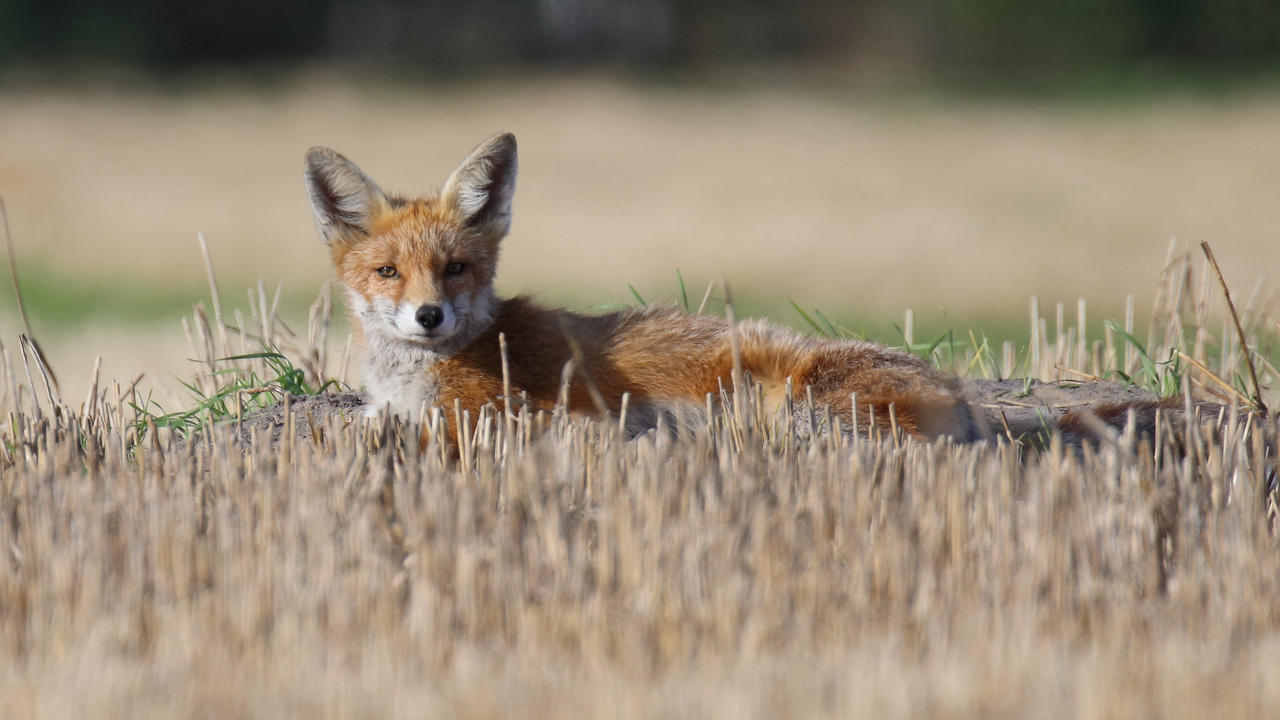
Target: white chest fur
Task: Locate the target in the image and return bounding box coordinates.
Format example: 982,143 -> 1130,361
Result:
361,330 -> 444,418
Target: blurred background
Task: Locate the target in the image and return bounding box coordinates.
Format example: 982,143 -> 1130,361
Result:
2,0 -> 1279,401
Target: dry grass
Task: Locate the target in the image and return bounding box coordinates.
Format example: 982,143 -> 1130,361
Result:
1,244 -> 1278,719
3,407 -> 1278,719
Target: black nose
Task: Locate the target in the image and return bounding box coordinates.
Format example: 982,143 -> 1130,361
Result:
416,304 -> 444,330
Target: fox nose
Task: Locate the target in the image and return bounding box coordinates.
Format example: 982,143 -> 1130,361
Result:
416,304 -> 445,330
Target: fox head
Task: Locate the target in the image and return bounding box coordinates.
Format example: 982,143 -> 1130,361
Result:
304,133 -> 517,355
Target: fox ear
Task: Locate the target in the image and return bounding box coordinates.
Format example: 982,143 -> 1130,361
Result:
441,132 -> 518,236
304,147 -> 389,245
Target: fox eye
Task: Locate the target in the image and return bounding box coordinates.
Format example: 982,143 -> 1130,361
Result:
376,266 -> 398,278
444,262 -> 466,276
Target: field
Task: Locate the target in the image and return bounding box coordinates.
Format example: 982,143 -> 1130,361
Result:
3,226 -> 1280,717
2,76 -> 1280,717
3,77 -> 1280,402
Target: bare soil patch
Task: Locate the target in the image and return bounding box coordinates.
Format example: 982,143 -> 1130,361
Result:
238,377 -> 1166,445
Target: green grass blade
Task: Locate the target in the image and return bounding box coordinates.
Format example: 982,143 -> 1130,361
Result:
1102,320 -> 1152,364
924,330 -> 948,358
220,351 -> 288,362
788,300 -> 829,337
812,309 -> 840,339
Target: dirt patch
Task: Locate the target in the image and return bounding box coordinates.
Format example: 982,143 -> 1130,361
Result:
236,391 -> 367,445
239,379 -> 1168,445
960,377 -> 1160,439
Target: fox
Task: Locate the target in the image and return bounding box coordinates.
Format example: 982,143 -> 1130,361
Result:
303,132 -> 1206,446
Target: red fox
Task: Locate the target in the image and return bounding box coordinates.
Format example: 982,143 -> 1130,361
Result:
303,132 -> 1193,445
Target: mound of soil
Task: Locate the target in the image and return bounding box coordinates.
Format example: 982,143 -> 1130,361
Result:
238,379 -> 1162,445
960,377 -> 1159,439
235,391 -> 367,445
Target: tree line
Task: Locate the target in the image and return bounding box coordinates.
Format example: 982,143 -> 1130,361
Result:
1,0 -> 1276,77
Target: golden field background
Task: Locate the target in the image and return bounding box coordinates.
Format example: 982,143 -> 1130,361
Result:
2,76 -> 1280,399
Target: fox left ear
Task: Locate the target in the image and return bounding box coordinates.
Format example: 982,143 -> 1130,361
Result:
304,147 -> 389,245
441,132 -> 518,236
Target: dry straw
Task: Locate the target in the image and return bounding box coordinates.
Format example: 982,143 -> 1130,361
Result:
0,241 -> 1277,718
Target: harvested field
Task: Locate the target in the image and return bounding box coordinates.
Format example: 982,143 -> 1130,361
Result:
1,247 -> 1278,718
2,372 -> 1278,719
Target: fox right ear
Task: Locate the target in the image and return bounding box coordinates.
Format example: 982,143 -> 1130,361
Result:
304,147 -> 389,245
441,132 -> 518,237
